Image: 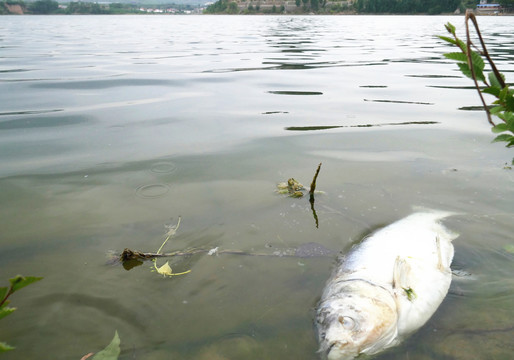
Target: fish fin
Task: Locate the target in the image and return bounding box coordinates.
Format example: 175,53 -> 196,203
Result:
436,236 -> 445,272
393,256 -> 416,302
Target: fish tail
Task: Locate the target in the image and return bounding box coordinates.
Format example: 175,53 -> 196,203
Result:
410,207 -> 460,241
411,206 -> 462,220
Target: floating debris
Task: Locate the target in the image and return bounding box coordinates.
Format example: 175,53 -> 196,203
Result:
277,178 -> 305,197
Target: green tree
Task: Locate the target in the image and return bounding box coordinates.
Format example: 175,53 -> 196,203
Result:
228,1 -> 238,13
28,0 -> 57,14
204,0 -> 228,13
354,0 -> 460,13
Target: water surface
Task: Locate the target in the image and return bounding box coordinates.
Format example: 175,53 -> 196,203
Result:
0,15 -> 513,360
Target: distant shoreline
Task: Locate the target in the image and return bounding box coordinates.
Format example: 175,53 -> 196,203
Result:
1,1 -> 513,17
3,11 -> 514,16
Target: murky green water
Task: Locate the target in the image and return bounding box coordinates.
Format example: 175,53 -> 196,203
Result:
0,15 -> 513,359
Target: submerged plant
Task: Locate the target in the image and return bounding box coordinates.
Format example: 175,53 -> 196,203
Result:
276,163 -> 323,228
439,11 -> 514,164
151,217 -> 191,277
0,275 -> 43,352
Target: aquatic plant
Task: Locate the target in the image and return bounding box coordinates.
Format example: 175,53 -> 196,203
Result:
151,217 -> 191,277
276,163 -> 323,228
0,275 -> 42,352
439,11 -> 514,164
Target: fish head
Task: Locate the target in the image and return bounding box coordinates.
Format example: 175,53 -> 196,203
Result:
316,281 -> 398,360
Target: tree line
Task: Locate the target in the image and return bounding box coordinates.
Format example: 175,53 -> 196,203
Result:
354,0 -> 460,14
1,0 -> 197,14
205,0 -> 514,14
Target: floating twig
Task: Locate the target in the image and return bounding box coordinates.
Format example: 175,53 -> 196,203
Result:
117,243 -> 337,270
309,163 -> 322,228
309,162 -> 322,203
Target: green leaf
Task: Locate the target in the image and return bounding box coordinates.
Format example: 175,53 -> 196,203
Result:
470,51 -> 485,83
444,52 -> 468,62
445,22 -> 456,34
492,134 -> 514,143
506,94 -> 514,112
437,35 -> 456,45
505,112 -> 514,124
482,86 -> 500,97
9,276 -> 43,293
0,306 -> 16,321
488,71 -> 505,89
0,342 -> 15,352
497,111 -> 514,124
0,287 -> 8,302
92,331 -> 120,360
469,51 -> 484,72
490,105 -> 504,115
492,123 -> 508,133
456,39 -> 467,53
499,87 -> 509,103
457,62 -> 472,79
457,58 -> 485,81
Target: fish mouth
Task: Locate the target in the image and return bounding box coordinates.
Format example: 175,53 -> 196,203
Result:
324,340 -> 353,360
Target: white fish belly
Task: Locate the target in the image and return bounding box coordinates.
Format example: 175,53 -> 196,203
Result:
339,211 -> 456,290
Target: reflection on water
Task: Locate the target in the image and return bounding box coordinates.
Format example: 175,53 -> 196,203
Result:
31,78 -> 178,89
0,15 -> 513,360
268,90 -> 323,95
285,121 -> 439,131
0,114 -> 90,130
363,98 -> 434,105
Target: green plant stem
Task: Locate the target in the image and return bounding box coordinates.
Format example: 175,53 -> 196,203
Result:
464,10 -> 494,126
0,288 -> 13,308
156,217 -> 181,255
466,11 -> 505,89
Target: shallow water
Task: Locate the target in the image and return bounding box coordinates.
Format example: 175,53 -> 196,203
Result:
0,15 -> 513,359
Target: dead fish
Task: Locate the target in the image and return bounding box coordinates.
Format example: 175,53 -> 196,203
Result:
316,211 -> 458,360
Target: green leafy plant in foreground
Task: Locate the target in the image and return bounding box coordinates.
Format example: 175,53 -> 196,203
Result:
439,11 -> 514,164
81,331 -> 121,360
0,275 -> 43,352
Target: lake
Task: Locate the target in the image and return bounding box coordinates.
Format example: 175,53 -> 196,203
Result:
0,14 -> 513,360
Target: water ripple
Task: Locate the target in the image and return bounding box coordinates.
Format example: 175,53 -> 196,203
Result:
31,78 -> 177,90
0,109 -> 63,116
363,99 -> 434,105
135,184 -> 170,199
150,162 -> 177,174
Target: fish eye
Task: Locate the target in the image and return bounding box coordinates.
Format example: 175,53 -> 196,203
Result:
338,316 -> 356,330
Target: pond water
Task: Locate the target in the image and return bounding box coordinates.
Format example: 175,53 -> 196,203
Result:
0,14 -> 513,360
